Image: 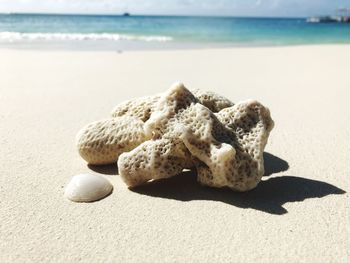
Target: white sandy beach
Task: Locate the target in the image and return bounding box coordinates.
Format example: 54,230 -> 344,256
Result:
0,45 -> 349,262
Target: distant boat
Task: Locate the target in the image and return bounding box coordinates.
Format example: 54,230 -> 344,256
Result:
123,12 -> 130,17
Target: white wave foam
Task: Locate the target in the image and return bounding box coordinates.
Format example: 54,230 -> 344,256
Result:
0,32 -> 173,42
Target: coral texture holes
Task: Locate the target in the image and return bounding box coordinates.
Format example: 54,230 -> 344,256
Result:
76,83 -> 274,191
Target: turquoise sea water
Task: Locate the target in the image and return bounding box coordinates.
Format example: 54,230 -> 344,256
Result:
1,14 -> 350,50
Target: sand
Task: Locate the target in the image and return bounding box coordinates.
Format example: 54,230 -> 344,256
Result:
0,45 -> 349,262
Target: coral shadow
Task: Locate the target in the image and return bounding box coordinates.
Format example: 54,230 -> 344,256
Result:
88,163 -> 119,175
131,172 -> 345,215
131,151 -> 344,215
263,152 -> 289,177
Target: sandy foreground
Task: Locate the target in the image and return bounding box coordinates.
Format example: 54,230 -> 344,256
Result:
0,45 -> 349,262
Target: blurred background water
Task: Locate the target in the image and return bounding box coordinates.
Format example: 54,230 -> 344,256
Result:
1,14 -> 350,50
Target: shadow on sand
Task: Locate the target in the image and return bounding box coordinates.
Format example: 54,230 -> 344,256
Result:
88,163 -> 119,175
130,152 -> 345,215
263,152 -> 289,177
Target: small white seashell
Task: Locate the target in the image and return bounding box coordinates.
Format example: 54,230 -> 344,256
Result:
64,174 -> 113,202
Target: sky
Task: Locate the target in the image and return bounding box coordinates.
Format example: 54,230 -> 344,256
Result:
0,0 -> 349,17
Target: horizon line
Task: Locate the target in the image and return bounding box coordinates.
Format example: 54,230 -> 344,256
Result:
0,12 -> 307,19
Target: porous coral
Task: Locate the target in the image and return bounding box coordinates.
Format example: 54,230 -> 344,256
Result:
111,95 -> 160,122
76,82 -> 274,191
79,87 -> 235,165
192,89 -> 234,113
110,89 -> 234,122
76,116 -> 148,165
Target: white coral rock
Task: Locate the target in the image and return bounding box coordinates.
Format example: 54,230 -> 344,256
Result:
76,82 -> 274,192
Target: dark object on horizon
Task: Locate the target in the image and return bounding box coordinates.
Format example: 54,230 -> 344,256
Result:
308,8 -> 350,23
307,16 -> 350,23
123,12 -> 130,17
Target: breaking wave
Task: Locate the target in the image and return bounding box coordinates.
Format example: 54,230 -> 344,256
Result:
0,31 -> 173,42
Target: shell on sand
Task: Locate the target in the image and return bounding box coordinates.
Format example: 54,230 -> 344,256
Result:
64,174 -> 113,202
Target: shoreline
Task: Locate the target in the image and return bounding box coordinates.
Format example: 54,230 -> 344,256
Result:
2,42 -> 350,52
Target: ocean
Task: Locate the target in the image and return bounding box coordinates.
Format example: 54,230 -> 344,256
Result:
1,13 -> 350,50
